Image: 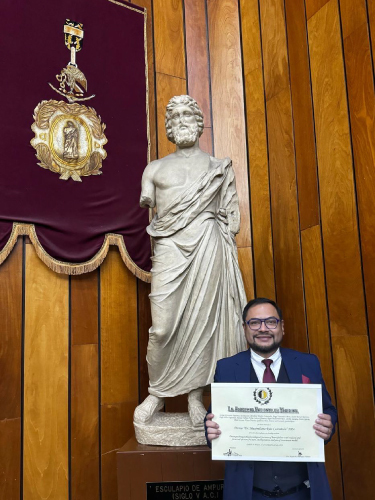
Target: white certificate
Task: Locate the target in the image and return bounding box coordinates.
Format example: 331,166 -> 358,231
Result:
211,383 -> 324,462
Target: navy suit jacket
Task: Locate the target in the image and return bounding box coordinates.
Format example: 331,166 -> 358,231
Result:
206,348 -> 337,500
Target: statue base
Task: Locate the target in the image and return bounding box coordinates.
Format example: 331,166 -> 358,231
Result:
134,412 -> 206,446
117,437 -> 225,500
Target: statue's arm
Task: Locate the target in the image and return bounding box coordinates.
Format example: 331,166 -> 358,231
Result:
227,192 -> 240,236
140,162 -> 157,208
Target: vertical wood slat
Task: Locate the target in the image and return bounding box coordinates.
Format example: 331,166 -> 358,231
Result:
0,240 -> 22,500
339,0 -> 367,39
332,336 -> 375,499
343,14 -> 375,378
265,89 -> 308,351
237,247 -> 255,301
153,0 -> 186,78
305,0 -> 330,20
138,279 -> 152,402
300,226 -> 343,500
100,249 -> 138,499
184,0 -> 211,127
24,245 -> 69,500
240,0 -> 276,299
207,0 -> 252,252
307,0 -> 367,338
285,0 -> 320,230
71,345 -> 99,500
71,272 -> 98,345
367,0 -> 375,73
156,73 -> 187,158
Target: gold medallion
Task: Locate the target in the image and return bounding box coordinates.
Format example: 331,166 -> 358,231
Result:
31,20 -> 107,182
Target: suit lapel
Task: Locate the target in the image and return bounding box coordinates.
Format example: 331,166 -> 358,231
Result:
280,348 -> 302,383
234,350 -> 252,382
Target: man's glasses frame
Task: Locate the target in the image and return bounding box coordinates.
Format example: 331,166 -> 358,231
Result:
245,317 -> 280,330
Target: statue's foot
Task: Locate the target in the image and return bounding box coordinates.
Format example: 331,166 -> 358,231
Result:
134,395 -> 165,425
188,388 -> 207,427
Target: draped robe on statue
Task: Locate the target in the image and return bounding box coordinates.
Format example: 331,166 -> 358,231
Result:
146,157 -> 247,398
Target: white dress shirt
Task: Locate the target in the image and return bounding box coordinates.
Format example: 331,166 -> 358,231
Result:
250,348 -> 282,382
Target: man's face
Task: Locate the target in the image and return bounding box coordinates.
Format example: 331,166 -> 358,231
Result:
170,104 -> 199,147
243,303 -> 284,357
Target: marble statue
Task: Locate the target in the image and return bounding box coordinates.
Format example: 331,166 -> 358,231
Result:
133,95 -> 247,446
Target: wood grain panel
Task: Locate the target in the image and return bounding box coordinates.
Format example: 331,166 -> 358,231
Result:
199,128 -> 213,156
71,344 -> 99,500
71,271 -> 98,345
184,0 -> 211,127
259,0 -> 289,101
24,245 -> 69,500
101,248 -> 138,405
156,72 -> 187,159
332,335 -> 375,499
101,402 -> 136,500
0,240 -> 22,420
238,247 -> 255,301
300,226 -> 343,500
207,0 -> 251,249
344,17 -> 375,377
0,418 -> 21,500
285,0 -> 320,230
240,0 -> 275,299
266,88 -> 307,351
339,0 -> 367,39
132,0 -> 157,161
308,0 -> 367,337
153,0 -> 186,78
137,279 -> 152,402
305,0 -> 330,19
368,0 -> 375,72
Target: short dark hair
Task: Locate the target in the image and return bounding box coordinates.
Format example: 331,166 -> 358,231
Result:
242,297 -> 283,323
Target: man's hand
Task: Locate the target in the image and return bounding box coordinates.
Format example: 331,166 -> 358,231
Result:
206,413 -> 221,442
313,413 -> 333,441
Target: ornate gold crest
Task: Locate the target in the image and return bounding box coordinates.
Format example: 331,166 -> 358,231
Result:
31,20 -> 107,182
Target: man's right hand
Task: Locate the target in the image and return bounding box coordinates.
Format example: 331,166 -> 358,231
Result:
206,413 -> 221,442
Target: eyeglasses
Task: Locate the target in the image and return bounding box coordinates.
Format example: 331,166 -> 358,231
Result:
245,317 -> 280,330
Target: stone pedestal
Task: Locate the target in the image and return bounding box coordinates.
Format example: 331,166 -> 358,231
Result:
117,437 -> 225,500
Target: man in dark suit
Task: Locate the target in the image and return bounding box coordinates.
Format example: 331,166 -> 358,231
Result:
205,298 -> 337,500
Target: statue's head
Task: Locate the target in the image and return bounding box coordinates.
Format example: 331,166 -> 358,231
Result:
165,95 -> 204,146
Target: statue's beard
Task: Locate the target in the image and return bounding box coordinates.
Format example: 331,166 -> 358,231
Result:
173,123 -> 199,147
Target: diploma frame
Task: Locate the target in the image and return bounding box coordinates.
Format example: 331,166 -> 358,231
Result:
211,383 -> 324,462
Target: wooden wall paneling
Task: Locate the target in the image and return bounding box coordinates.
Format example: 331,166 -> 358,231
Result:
153,0 -> 186,78
285,0 -> 320,230
305,0 -> 330,20
24,245 -> 69,500
0,418 -> 21,500
343,18 -> 375,378
307,0 -> 368,338
71,272 -> 98,345
156,73 -> 187,158
199,129 -> 213,156
207,0 -> 252,253
240,0 -> 275,299
332,335 -> 375,498
300,226 -> 343,500
0,240 -> 22,500
237,247 -> 255,301
130,0 -> 157,162
367,0 -> 375,73
100,248 -> 138,499
71,345 -> 99,500
137,279 -> 152,402
338,0 -> 367,39
184,0 -> 211,126
0,239 -> 22,420
259,0 -> 289,101
265,89 -> 308,351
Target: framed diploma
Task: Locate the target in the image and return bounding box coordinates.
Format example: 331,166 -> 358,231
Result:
211,383 -> 324,462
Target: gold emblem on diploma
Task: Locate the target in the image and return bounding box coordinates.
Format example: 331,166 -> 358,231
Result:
31,20 -> 107,182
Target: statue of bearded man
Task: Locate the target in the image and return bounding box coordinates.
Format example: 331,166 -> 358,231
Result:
134,95 -> 247,437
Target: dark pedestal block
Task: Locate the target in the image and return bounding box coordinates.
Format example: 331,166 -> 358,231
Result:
117,437 -> 225,500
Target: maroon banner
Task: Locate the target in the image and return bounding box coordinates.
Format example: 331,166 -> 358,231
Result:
0,0 -> 151,277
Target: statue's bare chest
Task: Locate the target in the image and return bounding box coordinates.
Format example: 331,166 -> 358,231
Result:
154,155 -> 210,192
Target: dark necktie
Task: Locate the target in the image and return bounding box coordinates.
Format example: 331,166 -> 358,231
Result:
262,359 -> 276,383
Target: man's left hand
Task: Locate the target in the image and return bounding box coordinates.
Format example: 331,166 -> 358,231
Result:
313,413 -> 333,441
